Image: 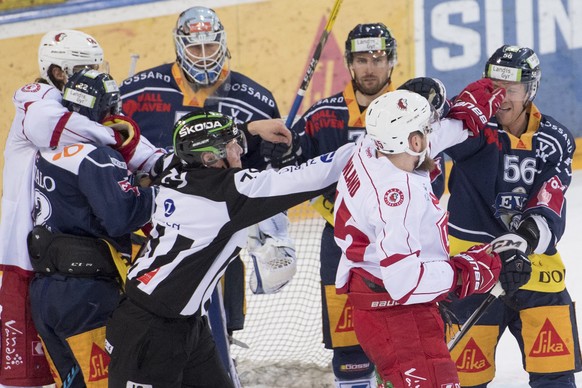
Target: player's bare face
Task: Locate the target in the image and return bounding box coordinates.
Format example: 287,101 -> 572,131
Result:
351,52 -> 392,96
492,80 -> 528,135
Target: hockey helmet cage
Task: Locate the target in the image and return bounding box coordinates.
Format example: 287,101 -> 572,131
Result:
62,69 -> 121,123
484,45 -> 541,102
366,89 -> 437,155
345,23 -> 397,66
173,6 -> 230,86
38,30 -> 104,88
172,110 -> 247,167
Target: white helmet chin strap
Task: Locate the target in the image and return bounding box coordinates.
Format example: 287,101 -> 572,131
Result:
405,142 -> 430,168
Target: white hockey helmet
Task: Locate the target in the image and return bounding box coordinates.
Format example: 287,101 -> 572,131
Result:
38,30 -> 104,88
366,89 -> 436,159
173,6 -> 229,86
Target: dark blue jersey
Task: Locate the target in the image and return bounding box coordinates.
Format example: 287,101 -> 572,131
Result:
446,104 -> 575,255
32,144 -> 154,252
120,63 -> 280,170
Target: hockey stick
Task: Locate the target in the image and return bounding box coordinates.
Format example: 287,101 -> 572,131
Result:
128,53 -> 140,78
447,282 -> 505,351
285,0 -> 343,128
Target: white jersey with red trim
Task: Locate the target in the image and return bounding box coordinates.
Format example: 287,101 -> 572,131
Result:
0,82 -> 163,270
334,136 -> 455,305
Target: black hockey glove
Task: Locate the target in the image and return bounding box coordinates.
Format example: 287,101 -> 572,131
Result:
398,77 -> 449,118
491,233 -> 532,295
261,130 -> 301,168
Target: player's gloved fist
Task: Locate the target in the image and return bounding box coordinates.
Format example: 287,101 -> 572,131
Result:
491,233 -> 532,294
447,78 -> 506,136
450,244 -> 502,299
261,130 -> 301,168
101,114 -> 141,163
398,77 -> 449,118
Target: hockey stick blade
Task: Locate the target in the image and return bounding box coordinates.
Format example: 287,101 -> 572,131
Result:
447,282 -> 505,351
285,0 -> 343,128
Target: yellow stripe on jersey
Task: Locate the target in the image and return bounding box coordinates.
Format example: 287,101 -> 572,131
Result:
505,103 -> 542,151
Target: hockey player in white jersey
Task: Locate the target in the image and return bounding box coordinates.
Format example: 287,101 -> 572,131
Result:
0,30 -> 163,388
334,90 -> 503,388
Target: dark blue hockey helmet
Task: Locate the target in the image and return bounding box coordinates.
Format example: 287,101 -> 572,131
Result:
172,109 -> 247,167
345,23 -> 397,66
62,68 -> 120,122
484,45 -> 541,102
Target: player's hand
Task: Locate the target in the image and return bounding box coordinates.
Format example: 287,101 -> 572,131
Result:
261,130 -> 301,169
447,78 -> 506,136
101,114 -> 141,163
450,244 -> 502,299
491,233 -> 532,294
247,119 -> 292,144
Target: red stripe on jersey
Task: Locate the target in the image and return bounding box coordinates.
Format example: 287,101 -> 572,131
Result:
380,250 -> 420,267
50,111 -> 72,147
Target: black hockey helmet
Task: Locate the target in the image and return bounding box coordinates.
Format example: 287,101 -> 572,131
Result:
172,109 -> 247,167
484,45 -> 541,102
62,68 -> 120,122
345,23 -> 397,66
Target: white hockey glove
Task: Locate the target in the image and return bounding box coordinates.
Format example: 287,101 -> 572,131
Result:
247,213 -> 297,294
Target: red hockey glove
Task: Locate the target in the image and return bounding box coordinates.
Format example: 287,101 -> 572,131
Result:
101,114 -> 141,163
450,244 -> 502,299
491,233 -> 532,295
447,78 -> 506,136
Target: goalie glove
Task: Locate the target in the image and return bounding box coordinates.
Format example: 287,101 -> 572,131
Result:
101,114 -> 141,163
447,78 -> 505,136
491,233 -> 532,294
247,213 -> 297,294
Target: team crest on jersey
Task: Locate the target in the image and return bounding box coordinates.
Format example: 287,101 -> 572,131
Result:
384,188 -> 404,206
21,83 -> 41,93
117,178 -> 140,196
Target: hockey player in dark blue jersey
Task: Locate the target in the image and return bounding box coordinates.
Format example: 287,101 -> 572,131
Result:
27,69 -> 155,388
443,45 -> 581,387
118,7 -> 292,385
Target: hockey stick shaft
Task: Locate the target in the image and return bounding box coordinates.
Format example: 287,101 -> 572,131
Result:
447,282 -> 504,351
285,0 -> 343,128
128,53 -> 140,78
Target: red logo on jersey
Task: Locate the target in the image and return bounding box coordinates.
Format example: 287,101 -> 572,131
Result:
88,343 -> 110,382
118,178 -> 140,196
384,188 -> 404,207
335,301 -> 354,333
138,268 -> 160,285
397,98 -> 408,111
122,95 -> 172,117
529,319 -> 570,357
527,176 -> 566,216
21,83 -> 41,93
456,338 -> 491,372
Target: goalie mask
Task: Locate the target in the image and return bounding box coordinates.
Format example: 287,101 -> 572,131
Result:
62,69 -> 120,122
172,110 -> 247,167
366,90 -> 437,165
484,45 -> 541,102
173,6 -> 230,86
38,29 -> 104,89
